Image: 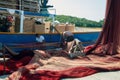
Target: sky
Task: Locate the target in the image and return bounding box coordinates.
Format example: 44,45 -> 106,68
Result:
48,0 -> 106,21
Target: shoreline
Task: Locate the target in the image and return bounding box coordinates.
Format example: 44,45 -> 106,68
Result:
75,27 -> 102,32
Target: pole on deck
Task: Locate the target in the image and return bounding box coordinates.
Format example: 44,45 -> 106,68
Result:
19,10 -> 24,33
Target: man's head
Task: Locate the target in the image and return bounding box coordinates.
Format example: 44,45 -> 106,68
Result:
63,31 -> 74,42
35,34 -> 40,37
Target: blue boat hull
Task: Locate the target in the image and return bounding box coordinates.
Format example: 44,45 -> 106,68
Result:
0,32 -> 100,44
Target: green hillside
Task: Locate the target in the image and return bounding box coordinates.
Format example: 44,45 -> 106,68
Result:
46,15 -> 104,28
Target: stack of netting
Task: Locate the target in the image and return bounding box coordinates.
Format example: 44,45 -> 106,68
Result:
0,0 -> 18,9
0,0 -> 39,12
21,0 -> 39,12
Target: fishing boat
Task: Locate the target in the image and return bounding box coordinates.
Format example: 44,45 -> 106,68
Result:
0,0 -> 99,49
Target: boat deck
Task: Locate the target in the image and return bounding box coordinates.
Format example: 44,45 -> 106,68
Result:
0,71 -> 120,80
63,71 -> 120,80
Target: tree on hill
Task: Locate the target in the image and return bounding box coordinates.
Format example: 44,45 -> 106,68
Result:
46,15 -> 104,28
